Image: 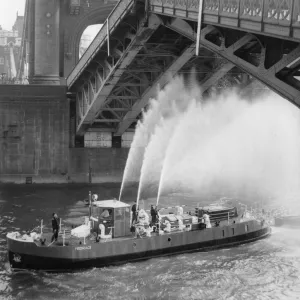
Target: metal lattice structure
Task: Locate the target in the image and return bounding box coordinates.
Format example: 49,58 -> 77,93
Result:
166,18 -> 300,106
67,0 -> 300,137
151,0 -> 300,41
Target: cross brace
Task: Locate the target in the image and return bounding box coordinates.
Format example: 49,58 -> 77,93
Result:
115,44 -> 196,135
76,14 -> 162,133
167,19 -> 300,107
200,62 -> 235,92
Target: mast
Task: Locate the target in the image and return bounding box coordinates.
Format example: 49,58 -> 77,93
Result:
89,191 -> 92,218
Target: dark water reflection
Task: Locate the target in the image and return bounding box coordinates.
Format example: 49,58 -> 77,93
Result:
0,184 -> 300,300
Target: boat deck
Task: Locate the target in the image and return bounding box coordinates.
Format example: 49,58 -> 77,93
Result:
33,216 -> 246,248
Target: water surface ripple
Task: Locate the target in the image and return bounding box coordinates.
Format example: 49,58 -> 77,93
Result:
0,185 -> 300,300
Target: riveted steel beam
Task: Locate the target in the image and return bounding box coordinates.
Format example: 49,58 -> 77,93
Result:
101,108 -> 130,111
200,62 -> 235,92
76,14 -> 162,133
107,95 -> 140,99
115,44 -> 196,135
167,19 -> 300,107
94,119 -> 121,123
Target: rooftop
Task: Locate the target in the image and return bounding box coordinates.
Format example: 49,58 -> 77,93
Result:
93,199 -> 131,208
202,205 -> 234,211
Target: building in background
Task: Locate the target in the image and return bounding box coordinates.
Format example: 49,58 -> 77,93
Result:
0,13 -> 24,84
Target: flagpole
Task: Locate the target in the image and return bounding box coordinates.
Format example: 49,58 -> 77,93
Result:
196,0 -> 204,56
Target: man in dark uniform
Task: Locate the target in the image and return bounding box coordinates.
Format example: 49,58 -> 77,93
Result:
131,201 -> 138,224
51,213 -> 60,242
150,205 -> 156,226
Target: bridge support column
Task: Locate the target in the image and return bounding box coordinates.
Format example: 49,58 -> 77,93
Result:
32,0 -> 60,85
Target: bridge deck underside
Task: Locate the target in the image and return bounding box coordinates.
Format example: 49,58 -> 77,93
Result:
69,0 -> 300,137
165,17 -> 300,106
93,26 -> 196,134
69,12 -> 250,135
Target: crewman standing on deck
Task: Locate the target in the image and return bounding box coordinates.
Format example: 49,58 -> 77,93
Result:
150,205 -> 156,226
131,201 -> 138,224
51,213 -> 60,242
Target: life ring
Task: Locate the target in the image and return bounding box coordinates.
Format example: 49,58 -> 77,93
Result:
99,224 -> 112,239
99,223 -> 105,233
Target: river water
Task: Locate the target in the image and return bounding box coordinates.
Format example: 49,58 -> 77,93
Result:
0,184 -> 300,300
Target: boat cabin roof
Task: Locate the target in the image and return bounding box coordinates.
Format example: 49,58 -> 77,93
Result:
93,199 -> 130,208
202,205 -> 234,211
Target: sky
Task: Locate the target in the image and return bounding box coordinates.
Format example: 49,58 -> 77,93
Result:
82,25 -> 102,40
0,0 -> 25,30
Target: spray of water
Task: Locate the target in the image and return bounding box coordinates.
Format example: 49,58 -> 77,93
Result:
158,90 -> 250,196
119,99 -> 161,200
120,76 -> 192,201
157,85 -> 300,206
155,78 -> 204,205
122,72 -> 300,211
135,77 -> 201,205
157,99 -> 198,205
137,111 -> 180,204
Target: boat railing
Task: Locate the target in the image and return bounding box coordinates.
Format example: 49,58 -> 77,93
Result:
31,219 -> 90,242
144,204 -> 197,215
32,224 -> 72,236
135,216 -> 241,236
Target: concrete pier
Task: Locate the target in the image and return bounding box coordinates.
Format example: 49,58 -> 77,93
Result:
0,85 -> 68,183
31,0 -> 60,85
0,85 -> 129,184
68,148 -> 129,184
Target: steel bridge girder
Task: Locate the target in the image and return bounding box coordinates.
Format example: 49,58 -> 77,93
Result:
76,14 -> 163,131
115,44 -> 196,135
167,18 -> 300,108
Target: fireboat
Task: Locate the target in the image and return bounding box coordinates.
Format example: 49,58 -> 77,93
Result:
6,192 -> 271,271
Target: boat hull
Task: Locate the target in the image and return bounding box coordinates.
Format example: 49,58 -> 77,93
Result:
7,221 -> 271,271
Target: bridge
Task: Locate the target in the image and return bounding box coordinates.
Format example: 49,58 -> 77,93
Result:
1,0 -> 300,184
63,0 -> 300,138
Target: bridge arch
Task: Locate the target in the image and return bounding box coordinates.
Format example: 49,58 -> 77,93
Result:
79,25 -> 103,59
62,4 -> 116,77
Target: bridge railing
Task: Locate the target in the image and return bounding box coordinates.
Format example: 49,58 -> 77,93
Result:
67,0 -> 135,88
150,0 -> 300,32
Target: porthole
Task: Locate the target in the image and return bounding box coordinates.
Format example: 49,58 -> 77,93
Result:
168,237 -> 171,242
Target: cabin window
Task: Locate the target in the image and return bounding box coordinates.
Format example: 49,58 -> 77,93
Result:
125,207 -> 130,218
231,228 -> 235,235
222,230 -> 225,237
99,208 -> 112,219
168,237 -> 171,242
245,225 -> 248,232
115,208 -> 124,220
